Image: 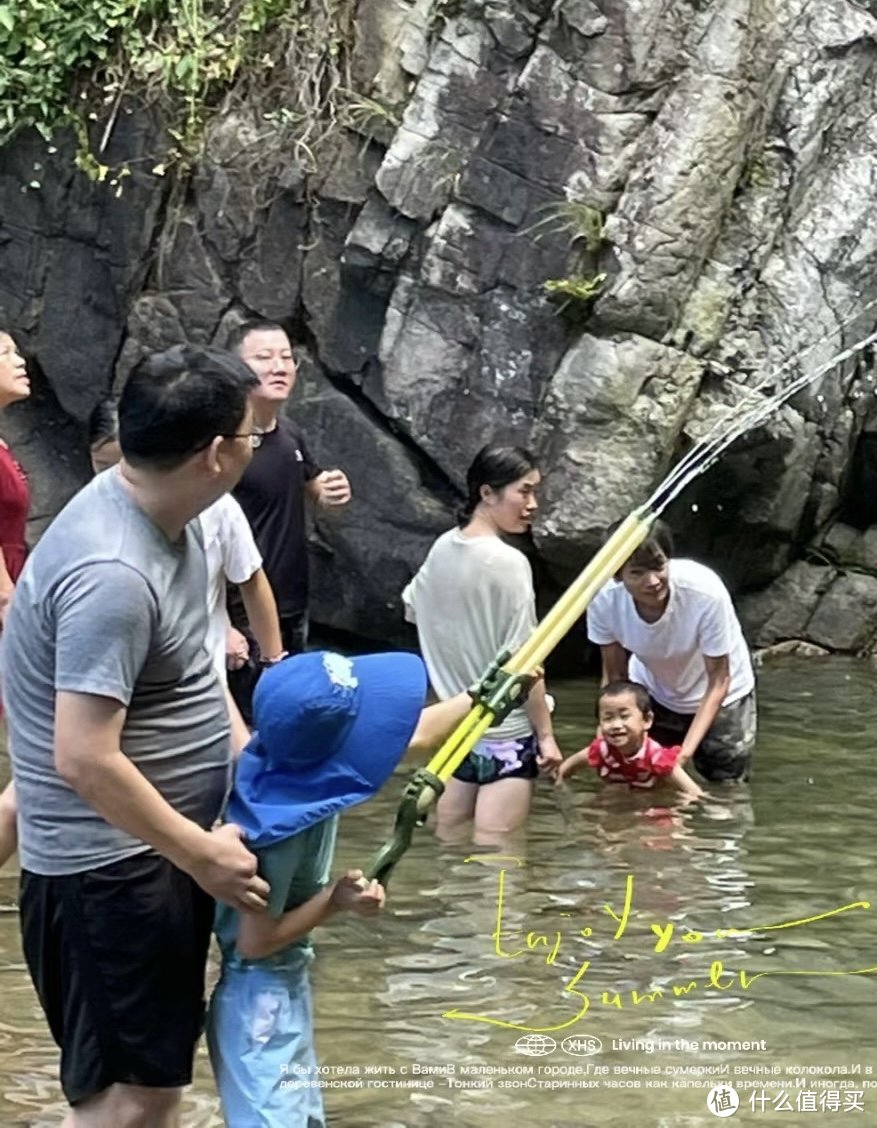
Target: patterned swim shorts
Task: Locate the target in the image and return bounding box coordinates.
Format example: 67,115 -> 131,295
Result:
452,733 -> 540,785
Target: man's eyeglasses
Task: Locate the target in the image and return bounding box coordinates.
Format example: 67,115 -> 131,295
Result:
220,431 -> 262,449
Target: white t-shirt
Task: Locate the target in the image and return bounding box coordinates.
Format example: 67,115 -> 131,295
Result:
587,558 -> 754,714
199,494 -> 262,684
402,528 -> 536,740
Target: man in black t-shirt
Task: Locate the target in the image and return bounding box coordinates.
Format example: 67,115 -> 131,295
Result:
226,320 -> 351,718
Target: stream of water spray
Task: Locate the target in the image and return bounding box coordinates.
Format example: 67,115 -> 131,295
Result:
643,301 -> 877,518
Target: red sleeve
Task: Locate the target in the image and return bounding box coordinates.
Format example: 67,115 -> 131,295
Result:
648,743 -> 681,776
585,739 -> 604,768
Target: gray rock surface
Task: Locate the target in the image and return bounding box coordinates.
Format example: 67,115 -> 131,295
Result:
5,0 -> 877,654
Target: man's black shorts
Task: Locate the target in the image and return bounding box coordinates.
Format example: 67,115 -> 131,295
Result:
19,851 -> 214,1106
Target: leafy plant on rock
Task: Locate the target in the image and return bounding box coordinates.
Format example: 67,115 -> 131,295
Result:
523,199 -> 606,253
543,272 -> 606,314
0,0 -> 360,178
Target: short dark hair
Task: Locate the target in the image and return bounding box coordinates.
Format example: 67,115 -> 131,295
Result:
597,680 -> 653,717
119,345 -> 258,471
607,518 -> 674,576
460,444 -> 539,526
88,395 -> 119,449
226,318 -> 289,355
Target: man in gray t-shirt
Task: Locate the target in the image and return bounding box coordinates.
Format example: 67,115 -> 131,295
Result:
4,345 -> 271,1128
8,467 -> 229,873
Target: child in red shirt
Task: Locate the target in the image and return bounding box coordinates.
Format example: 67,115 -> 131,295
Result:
558,681 -> 703,797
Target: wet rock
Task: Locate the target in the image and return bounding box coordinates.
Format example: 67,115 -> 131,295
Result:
738,561 -> 833,647
374,275 -> 564,485
115,295 -> 187,385
533,333 -> 703,569
740,562 -> 877,654
753,639 -> 832,663
289,353 -> 454,643
155,213 -> 231,343
666,392 -> 821,589
807,572 -> 877,652
238,188 -> 308,322
376,19 -> 505,220
819,522 -> 877,572
0,111 -> 167,422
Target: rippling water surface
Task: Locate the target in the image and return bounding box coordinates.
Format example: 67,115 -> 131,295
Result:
2,656 -> 876,1126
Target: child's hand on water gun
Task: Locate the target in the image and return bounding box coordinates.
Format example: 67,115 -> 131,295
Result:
330,870 -> 386,917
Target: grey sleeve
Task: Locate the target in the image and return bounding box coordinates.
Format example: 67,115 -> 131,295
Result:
54,562 -> 157,705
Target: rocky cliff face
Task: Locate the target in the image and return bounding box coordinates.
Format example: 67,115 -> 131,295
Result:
3,0 -> 877,655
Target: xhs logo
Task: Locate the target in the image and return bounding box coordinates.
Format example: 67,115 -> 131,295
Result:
561,1035 -> 603,1057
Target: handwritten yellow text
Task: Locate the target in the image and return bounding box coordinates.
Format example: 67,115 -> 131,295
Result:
441,857 -> 874,1033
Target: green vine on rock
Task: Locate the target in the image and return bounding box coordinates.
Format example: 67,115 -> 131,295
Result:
0,1 -> 358,180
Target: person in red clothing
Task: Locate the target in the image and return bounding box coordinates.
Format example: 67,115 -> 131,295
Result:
0,327 -> 31,863
558,681 -> 703,797
0,328 -> 30,624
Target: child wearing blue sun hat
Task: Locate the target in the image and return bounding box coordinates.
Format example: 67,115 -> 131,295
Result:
206,648 -> 476,1128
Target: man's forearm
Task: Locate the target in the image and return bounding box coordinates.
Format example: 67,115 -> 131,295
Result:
678,683 -> 727,766
601,644 -> 629,685
670,765 -> 704,798
239,571 -> 284,659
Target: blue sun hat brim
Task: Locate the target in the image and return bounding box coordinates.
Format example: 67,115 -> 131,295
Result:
226,650 -> 427,849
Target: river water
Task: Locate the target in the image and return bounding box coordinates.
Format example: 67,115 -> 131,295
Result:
1,656 -> 875,1126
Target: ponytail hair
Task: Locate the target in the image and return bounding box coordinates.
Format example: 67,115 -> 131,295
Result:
458,444 -> 539,527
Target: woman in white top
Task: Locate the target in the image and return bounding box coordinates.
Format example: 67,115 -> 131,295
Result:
587,520 -> 756,781
403,445 -> 562,838
89,398 -> 285,749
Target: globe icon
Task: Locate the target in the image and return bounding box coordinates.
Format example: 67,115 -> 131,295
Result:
515,1034 -> 557,1056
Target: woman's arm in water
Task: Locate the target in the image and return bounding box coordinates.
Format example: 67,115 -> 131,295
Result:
525,680 -> 563,775
676,654 -> 730,768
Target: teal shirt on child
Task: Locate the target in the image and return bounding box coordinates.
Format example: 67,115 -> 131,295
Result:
214,816 -> 339,970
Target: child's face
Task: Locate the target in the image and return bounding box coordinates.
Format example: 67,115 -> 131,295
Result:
598,691 -> 652,756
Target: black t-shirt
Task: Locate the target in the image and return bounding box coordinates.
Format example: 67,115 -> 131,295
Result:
232,418 -> 320,617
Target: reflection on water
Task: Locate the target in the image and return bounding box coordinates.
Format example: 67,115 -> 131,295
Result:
2,657 -> 877,1125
